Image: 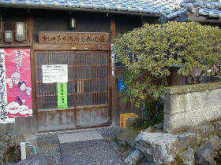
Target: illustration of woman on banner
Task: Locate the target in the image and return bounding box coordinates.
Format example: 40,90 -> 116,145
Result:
0,48 -> 32,123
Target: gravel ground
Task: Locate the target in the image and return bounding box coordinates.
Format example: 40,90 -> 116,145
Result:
61,139 -> 126,165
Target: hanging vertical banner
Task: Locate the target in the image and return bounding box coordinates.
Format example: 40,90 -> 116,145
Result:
2,48 -> 32,122
0,49 -> 12,123
57,83 -> 68,109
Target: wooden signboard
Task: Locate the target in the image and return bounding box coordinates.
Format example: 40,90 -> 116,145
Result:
39,32 -> 110,44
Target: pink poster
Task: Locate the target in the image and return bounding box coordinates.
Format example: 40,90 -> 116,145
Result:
4,48 -> 32,119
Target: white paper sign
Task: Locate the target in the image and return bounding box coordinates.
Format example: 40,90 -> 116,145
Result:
42,64 -> 68,83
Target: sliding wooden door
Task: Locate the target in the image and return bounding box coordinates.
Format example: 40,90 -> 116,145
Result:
33,50 -> 111,131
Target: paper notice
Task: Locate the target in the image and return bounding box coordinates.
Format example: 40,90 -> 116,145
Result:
42,64 -> 68,83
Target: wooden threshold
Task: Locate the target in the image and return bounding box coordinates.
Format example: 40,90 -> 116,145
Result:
0,44 -> 31,48
38,123 -> 112,133
33,43 -> 110,51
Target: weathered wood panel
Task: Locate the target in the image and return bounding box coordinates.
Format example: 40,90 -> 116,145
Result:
37,110 -> 76,131
76,108 -> 110,127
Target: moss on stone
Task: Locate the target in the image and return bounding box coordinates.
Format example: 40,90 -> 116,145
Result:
166,81 -> 221,95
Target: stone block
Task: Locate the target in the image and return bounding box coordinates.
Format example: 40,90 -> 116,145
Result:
185,92 -> 206,113
164,84 -> 221,131
164,94 -> 186,115
124,149 -> 144,165
134,132 -> 196,164
179,148 -> 195,165
184,108 -> 221,127
195,143 -> 216,165
164,113 -> 185,131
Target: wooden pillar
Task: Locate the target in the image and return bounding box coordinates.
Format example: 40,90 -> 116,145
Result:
110,17 -> 120,126
27,14 -> 34,45
111,17 -> 117,39
28,14 -> 38,131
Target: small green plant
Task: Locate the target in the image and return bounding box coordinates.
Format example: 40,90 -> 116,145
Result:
132,99 -> 164,130
3,144 -> 21,163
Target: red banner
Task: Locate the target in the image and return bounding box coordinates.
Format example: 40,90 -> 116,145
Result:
4,48 -> 32,119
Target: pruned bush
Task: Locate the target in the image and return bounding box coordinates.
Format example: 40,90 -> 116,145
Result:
114,22 -> 221,107
3,144 -> 21,163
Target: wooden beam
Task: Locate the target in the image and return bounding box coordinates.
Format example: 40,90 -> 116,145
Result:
0,15 -> 2,43
37,104 -> 109,112
27,14 -> 34,45
110,18 -> 116,126
33,43 -> 110,51
0,44 -> 31,48
111,17 -> 117,39
27,13 -> 38,124
0,5 -> 160,17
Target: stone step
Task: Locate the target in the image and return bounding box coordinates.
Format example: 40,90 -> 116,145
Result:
58,130 -> 103,143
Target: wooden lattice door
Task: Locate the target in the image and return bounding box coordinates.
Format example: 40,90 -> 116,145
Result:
34,50 -> 111,131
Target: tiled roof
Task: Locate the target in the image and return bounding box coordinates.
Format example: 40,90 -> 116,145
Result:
182,0 -> 221,18
0,0 -> 186,19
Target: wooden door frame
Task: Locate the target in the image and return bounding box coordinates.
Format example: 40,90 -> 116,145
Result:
31,40 -> 113,131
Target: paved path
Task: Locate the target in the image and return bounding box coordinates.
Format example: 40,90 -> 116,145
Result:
59,127 -> 125,165
61,139 -> 125,165
19,127 -> 125,165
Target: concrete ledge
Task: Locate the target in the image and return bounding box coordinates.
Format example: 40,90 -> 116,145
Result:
164,82 -> 221,131
166,82 -> 221,95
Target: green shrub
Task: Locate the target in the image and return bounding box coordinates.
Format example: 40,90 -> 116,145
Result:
114,22 -> 221,107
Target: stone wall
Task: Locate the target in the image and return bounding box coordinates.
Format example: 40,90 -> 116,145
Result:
164,82 -> 221,131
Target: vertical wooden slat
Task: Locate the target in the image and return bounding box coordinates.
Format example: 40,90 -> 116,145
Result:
31,53 -> 36,110
31,52 -> 38,112
108,44 -> 113,123
28,14 -> 37,119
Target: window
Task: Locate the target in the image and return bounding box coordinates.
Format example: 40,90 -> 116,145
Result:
0,15 -> 28,45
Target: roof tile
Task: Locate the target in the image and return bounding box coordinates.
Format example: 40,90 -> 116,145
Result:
0,0 -> 184,18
